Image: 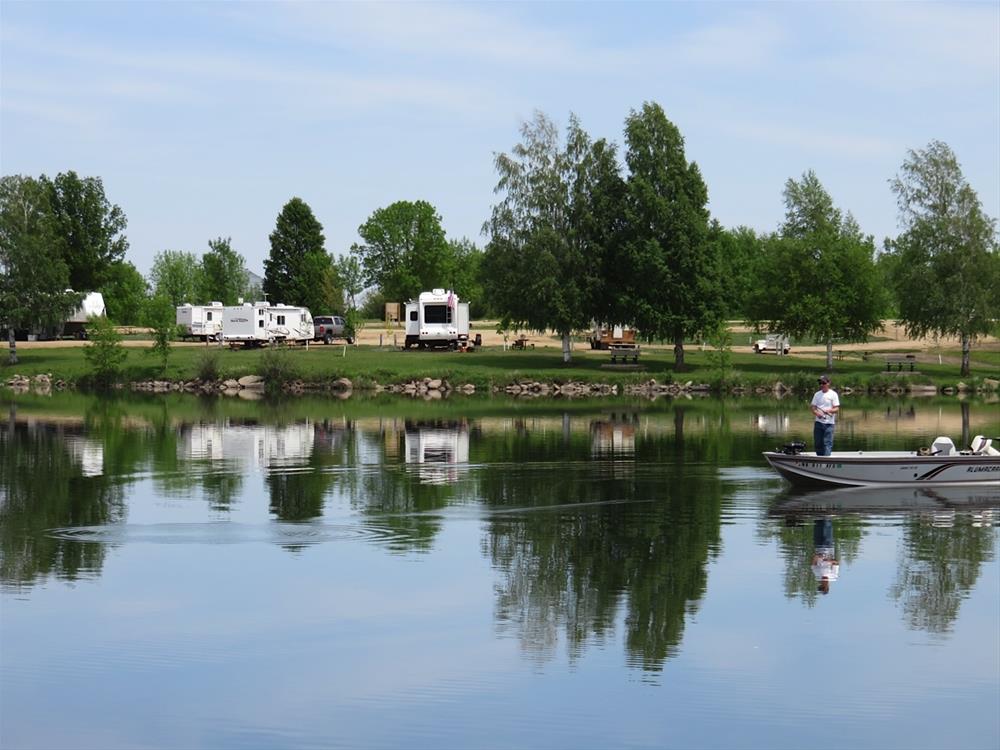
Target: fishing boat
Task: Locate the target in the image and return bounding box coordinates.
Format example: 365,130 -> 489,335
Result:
764,435 -> 1000,488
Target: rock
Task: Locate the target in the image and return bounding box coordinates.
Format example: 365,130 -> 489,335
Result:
983,378 -> 999,390
332,377 -> 352,391
223,379 -> 240,390
238,375 -> 263,387
427,378 -> 442,390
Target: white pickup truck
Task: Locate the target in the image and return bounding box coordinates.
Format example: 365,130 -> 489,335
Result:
753,334 -> 790,354
313,315 -> 354,344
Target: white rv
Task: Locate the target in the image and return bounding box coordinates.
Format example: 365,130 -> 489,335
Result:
403,289 -> 470,349
63,291 -> 107,339
220,302 -> 314,346
176,302 -> 224,340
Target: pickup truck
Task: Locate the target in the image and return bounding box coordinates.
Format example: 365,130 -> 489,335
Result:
753,335 -> 790,354
313,315 -> 354,344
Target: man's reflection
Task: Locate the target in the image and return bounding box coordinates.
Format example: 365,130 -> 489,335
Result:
811,518 -> 840,595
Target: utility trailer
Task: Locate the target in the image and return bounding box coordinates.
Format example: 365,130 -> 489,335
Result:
403,289 -> 471,350
176,302 -> 224,341
220,302 -> 314,347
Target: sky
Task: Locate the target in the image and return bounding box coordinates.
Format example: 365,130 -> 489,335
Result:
2,1 -> 998,278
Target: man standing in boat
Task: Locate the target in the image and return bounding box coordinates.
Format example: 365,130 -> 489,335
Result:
811,375 -> 840,456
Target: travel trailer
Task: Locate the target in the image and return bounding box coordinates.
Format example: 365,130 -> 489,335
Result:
176,302 -> 224,340
403,289 -> 470,349
62,291 -> 106,339
220,302 -> 314,346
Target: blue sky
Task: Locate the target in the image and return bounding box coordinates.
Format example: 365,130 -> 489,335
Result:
2,1 -> 998,277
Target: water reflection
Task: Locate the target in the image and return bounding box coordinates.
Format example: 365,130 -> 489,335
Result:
2,395 -> 998,667
404,419 -> 470,485
768,485 -> 999,631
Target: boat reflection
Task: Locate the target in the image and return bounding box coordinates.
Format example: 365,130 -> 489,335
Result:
770,485 -> 1000,518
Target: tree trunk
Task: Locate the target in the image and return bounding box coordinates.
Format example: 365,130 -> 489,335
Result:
825,339 -> 833,371
7,327 -> 17,366
961,332 -> 971,377
561,332 -> 571,364
673,333 -> 685,370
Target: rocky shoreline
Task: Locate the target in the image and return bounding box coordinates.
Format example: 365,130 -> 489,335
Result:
5,373 -> 998,399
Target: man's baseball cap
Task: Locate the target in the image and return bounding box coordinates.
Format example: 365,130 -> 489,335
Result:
818,375 -> 830,384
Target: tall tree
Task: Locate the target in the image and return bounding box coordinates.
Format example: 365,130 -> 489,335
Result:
44,171 -> 128,291
483,111 -> 612,362
745,171 -> 886,370
0,176 -> 80,364
887,141 -> 999,376
621,102 -> 720,368
149,250 -> 203,308
101,260 -> 148,325
263,198 -> 341,313
351,200 -> 453,303
335,254 -> 365,309
200,237 -> 249,305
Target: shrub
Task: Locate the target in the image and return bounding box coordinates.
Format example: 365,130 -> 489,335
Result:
258,347 -> 300,390
83,315 -> 128,386
196,349 -> 223,382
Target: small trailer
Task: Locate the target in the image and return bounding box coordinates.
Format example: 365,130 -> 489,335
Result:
403,289 -> 471,350
220,302 -> 314,347
753,334 -> 790,355
176,302 -> 224,341
62,291 -> 107,339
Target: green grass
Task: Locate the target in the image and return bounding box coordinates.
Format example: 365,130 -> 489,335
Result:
2,341 -> 998,391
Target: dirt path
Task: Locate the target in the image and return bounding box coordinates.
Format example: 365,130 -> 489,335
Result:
11,321 -> 999,365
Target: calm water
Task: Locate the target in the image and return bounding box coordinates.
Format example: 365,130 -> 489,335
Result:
2,393 -> 999,750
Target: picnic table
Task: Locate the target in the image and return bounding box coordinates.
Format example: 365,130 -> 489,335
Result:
885,354 -> 917,372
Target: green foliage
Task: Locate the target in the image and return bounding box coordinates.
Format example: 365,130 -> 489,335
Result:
483,111 -> 612,362
263,198 -> 341,314
619,102 -> 721,368
258,347 -> 301,390
0,175 -> 82,364
335,254 -> 365,309
886,140 -> 999,377
200,237 -> 249,305
360,289 -> 389,320
446,238 -> 488,317
83,314 -> 128,385
145,295 -> 175,372
101,260 -> 149,325
195,348 -> 223,382
352,200 -> 453,303
712,224 -> 760,318
704,321 -> 735,388
150,250 -> 204,307
745,170 -> 886,371
343,308 -> 362,339
43,170 -> 128,292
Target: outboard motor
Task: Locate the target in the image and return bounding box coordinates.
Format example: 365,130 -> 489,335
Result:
971,435 -> 1000,456
779,441 -> 806,455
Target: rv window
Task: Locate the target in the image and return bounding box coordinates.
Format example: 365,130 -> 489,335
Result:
277,315 -> 286,325
258,320 -> 264,328
423,304 -> 450,324
409,310 -> 417,322
258,309 -> 264,316
301,313 -> 306,323
206,311 -> 212,321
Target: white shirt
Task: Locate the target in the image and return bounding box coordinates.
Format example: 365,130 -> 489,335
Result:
811,388 -> 840,424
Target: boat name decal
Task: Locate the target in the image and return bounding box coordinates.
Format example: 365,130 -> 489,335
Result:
967,465 -> 1000,473
793,461 -> 843,469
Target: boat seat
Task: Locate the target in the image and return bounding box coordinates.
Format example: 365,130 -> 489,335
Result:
931,436 -> 956,456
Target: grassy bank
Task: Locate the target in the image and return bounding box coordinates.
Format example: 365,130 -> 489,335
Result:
2,341 -> 998,394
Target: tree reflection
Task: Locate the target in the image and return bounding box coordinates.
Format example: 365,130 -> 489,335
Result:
480,411 -> 724,672
890,514 -> 996,634
0,421 -> 123,589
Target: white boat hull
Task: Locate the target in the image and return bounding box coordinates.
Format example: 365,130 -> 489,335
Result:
763,450 -> 1000,488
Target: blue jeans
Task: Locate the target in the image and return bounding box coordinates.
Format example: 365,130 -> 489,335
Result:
814,422 -> 835,456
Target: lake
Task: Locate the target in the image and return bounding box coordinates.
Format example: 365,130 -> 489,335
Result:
1,393 -> 998,750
